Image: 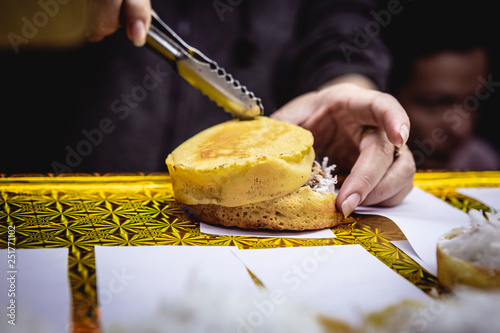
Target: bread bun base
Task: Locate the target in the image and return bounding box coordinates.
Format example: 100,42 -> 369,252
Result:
437,244 -> 500,290
182,186 -> 342,231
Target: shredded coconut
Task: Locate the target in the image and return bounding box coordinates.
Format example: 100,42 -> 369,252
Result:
305,157 -> 337,195
360,288 -> 500,333
440,209 -> 500,268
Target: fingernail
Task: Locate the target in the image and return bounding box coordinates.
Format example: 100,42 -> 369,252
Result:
341,193 -> 361,218
128,20 -> 146,47
399,123 -> 409,146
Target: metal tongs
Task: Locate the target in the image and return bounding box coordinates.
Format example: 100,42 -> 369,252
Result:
146,11 -> 264,120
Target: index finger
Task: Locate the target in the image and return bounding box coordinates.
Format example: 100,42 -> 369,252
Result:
89,0 -> 122,42
323,85 -> 410,147
336,130 -> 394,216
347,90 -> 410,147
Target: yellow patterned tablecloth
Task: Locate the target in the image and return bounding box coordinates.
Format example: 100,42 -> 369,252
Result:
1,171 -> 499,332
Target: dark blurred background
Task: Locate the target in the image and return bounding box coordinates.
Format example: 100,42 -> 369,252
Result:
1,0 -> 498,174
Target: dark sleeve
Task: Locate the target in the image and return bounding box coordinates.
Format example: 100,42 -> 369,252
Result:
273,0 -> 392,107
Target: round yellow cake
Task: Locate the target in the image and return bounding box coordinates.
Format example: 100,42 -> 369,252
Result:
166,116 -> 315,207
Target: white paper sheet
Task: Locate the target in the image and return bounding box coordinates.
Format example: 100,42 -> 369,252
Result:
200,222 -> 336,239
0,248 -> 71,333
457,187 -> 500,211
233,245 -> 431,325
355,187 -> 470,275
95,246 -> 259,332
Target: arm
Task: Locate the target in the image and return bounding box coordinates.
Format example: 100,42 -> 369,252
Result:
274,0 -> 392,105
272,0 -> 415,216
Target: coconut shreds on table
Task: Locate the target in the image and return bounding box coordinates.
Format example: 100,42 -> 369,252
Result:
105,287 -> 500,333
305,157 -> 337,195
360,287 -> 500,333
439,209 -> 500,268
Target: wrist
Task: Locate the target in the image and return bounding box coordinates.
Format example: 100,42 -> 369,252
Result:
319,74 -> 378,91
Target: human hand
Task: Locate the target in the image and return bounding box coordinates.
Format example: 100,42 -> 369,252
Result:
88,0 -> 152,47
271,82 -> 415,217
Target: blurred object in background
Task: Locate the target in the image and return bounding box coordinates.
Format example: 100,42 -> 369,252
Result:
383,0 -> 500,170
0,0 -> 91,53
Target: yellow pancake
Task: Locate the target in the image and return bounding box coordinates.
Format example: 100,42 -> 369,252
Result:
166,116 -> 315,207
